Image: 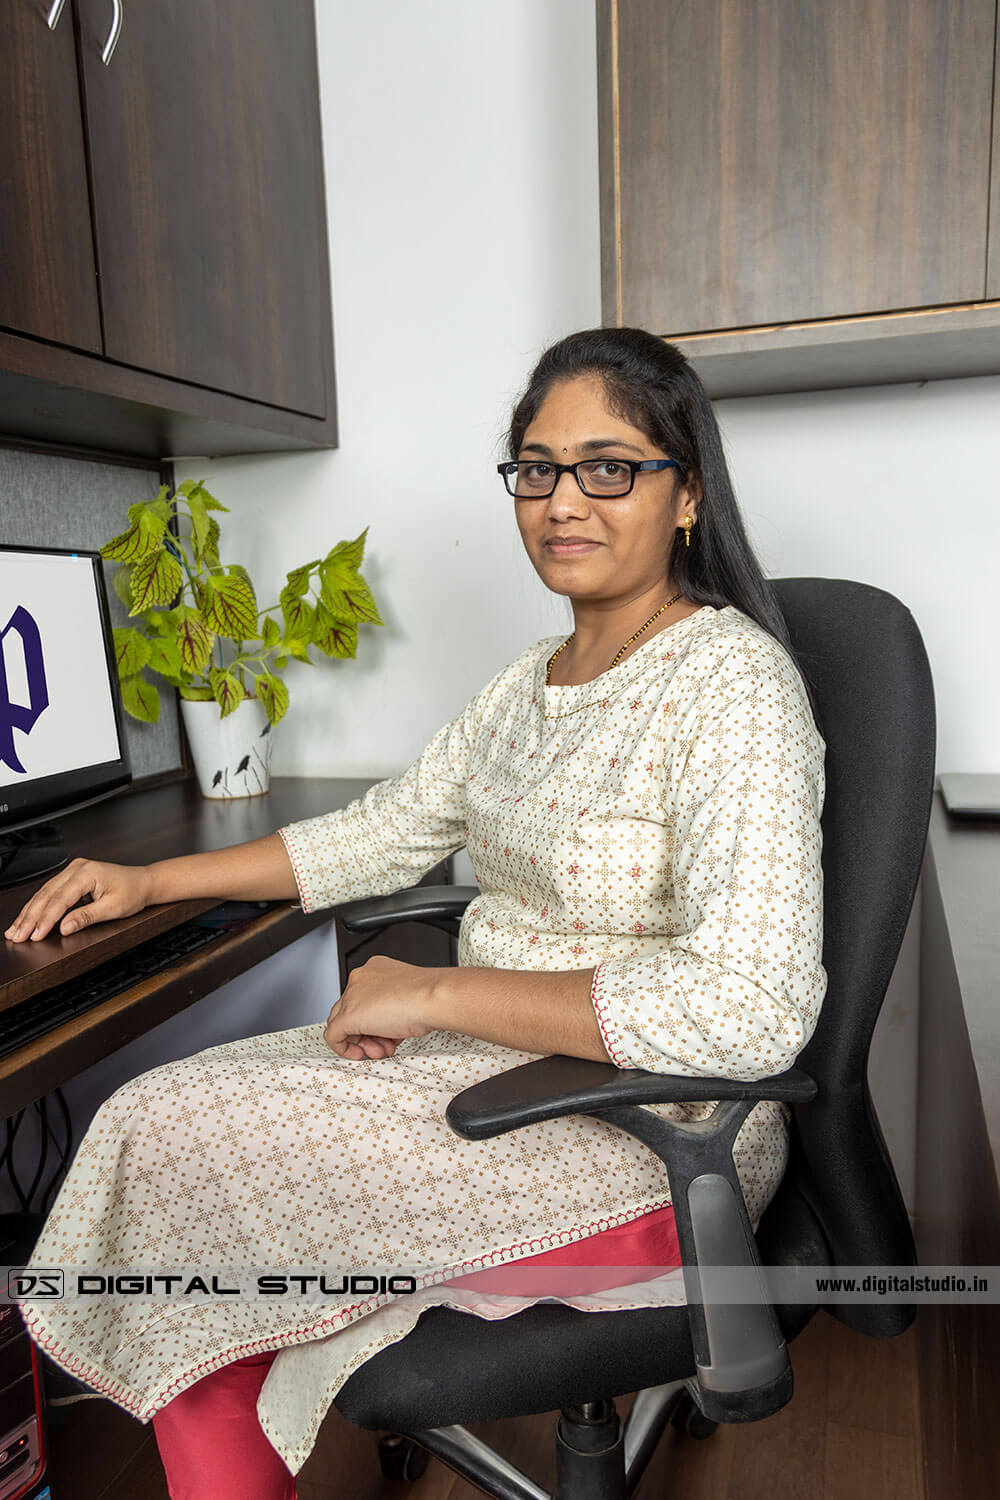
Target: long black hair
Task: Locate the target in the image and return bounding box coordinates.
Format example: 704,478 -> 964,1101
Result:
507,327 -> 820,724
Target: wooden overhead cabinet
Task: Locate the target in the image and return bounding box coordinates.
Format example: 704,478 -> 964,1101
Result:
0,0 -> 337,458
0,3 -> 102,353
598,0 -> 1000,395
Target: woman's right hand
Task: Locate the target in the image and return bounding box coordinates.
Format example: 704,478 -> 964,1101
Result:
4,859 -> 156,943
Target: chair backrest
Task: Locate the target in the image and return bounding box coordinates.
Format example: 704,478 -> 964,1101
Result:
768,578 -> 936,1334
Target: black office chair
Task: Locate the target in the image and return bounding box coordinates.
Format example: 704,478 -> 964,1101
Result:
332,578 -> 936,1499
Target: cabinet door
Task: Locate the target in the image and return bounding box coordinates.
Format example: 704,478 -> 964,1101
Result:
606,0 -> 997,333
0,2 -> 102,352
75,0 -> 330,416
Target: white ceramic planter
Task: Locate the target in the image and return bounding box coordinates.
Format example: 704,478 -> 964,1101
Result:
180,697 -> 274,799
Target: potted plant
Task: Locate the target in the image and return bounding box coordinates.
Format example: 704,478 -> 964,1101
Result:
102,479 -> 384,799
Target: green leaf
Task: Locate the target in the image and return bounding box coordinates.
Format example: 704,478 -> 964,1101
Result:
343,574 -> 384,625
285,637 -> 313,663
129,549 -> 184,613
256,672 -> 290,726
260,615 -> 281,648
319,559 -> 353,600
228,564 -> 256,623
273,654 -> 289,670
146,632 -> 184,680
120,672 -> 161,724
101,504 -> 167,565
279,588 -> 315,638
313,608 -> 358,658
144,489 -> 174,524
318,581 -> 353,622
200,517 -> 221,569
201,571 -> 258,639
113,626 -> 152,679
323,572 -> 384,626
175,608 -> 214,676
186,487 -> 213,561
174,478 -> 227,511
189,481 -> 229,513
144,605 -> 182,635
284,562 -> 318,598
111,565 -> 133,609
321,528 -> 369,590
179,682 -> 214,701
208,667 -> 245,718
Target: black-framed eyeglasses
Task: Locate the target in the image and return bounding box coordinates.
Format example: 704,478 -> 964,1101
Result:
497,458 -> 680,499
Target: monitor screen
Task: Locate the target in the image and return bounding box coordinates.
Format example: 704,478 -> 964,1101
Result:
0,546 -> 131,888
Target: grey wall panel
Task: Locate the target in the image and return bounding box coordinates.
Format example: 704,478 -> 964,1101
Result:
0,446 -> 183,779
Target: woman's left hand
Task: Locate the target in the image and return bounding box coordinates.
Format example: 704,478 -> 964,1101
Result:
324,955 -> 440,1061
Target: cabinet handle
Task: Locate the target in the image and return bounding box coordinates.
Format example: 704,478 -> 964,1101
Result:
100,0 -> 123,65
46,0 -> 67,28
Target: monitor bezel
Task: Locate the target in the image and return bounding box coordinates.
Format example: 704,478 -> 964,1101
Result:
0,543 -> 133,837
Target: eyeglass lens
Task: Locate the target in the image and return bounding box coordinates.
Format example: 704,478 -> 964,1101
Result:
506,460 -> 634,497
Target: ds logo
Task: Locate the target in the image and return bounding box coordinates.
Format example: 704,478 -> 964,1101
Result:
7,1269 -> 64,1300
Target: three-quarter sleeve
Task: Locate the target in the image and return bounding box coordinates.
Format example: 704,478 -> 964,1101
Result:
589,638 -> 827,1080
278,693 -> 482,914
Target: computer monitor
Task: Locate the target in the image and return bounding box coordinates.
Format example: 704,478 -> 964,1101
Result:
0,544 -> 131,891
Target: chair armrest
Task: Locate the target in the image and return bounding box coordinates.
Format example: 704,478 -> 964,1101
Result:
446,1053 -> 816,1426
446,1054 -> 816,1140
336,885 -> 480,938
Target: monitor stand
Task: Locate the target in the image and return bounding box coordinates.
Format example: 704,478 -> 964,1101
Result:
0,825 -> 71,892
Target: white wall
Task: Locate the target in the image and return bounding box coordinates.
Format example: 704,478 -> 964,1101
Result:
715,375 -> 1000,774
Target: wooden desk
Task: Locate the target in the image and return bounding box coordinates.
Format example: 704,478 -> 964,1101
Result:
0,776 -> 405,1116
916,788 -> 1000,1497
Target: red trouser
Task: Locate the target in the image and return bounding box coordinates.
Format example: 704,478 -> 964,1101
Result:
151,1206 -> 680,1500
152,1351 -> 295,1500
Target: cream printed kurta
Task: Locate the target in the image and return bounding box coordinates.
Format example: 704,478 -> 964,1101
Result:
22,603 -> 827,1474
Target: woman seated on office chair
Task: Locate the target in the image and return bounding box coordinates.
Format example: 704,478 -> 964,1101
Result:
7,327 -> 827,1500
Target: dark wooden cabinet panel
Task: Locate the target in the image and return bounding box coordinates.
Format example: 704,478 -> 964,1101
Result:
0,2 -> 102,352
0,326 -> 336,458
987,9 -> 1000,299
603,0 -> 996,335
0,0 -> 337,456
662,300 -> 1000,399
75,0 -> 331,418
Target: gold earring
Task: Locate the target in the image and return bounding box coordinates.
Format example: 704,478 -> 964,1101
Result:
683,515 -> 693,548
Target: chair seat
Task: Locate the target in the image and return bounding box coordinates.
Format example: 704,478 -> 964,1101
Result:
335,1183 -> 828,1431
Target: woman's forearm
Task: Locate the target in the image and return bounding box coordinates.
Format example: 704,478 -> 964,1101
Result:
147,833 -> 299,905
323,954 -> 611,1063
5,832 -> 301,943
428,964 -> 610,1063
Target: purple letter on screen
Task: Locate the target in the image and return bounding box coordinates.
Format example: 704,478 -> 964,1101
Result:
0,606 -> 49,774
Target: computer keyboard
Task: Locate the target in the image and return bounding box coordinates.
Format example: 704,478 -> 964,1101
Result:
0,903 -> 271,1060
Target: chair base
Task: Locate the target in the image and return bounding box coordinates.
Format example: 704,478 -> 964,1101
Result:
395,1381 -> 688,1499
